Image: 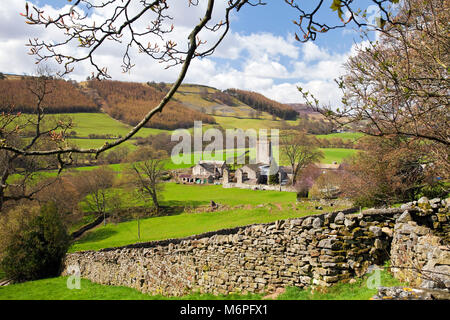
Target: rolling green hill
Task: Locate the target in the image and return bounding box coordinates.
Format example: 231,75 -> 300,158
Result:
4,79 -> 359,165
67,113 -> 169,138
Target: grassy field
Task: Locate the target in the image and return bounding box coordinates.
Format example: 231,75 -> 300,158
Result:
71,183 -> 347,252
66,138 -> 138,150
315,132 -> 364,141
318,148 -> 358,163
80,180 -> 297,210
11,113 -> 169,139
140,182 -> 297,207
71,207 -> 316,251
272,146 -> 358,165
213,115 -> 296,130
0,268 -> 404,300
67,113 -> 169,138
0,276 -> 262,300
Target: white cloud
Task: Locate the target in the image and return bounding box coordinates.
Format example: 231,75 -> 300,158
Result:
0,1 -> 367,109
244,55 -> 289,78
301,41 -> 331,62
234,32 -> 299,60
297,80 -> 343,106
208,69 -> 274,92
261,83 -> 301,104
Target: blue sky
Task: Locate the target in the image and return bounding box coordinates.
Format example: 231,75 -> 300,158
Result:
0,0 -> 379,106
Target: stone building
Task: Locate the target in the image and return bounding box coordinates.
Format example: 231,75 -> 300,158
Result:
179,160 -> 227,184
192,160 -> 226,178
223,138 -> 296,189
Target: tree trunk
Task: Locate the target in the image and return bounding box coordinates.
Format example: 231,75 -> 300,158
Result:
151,191 -> 159,214
291,164 -> 297,185
0,187 -> 4,213
137,216 -> 140,240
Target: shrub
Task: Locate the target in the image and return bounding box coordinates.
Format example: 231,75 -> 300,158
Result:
309,171 -> 342,200
0,202 -> 71,282
417,180 -> 449,200
0,204 -> 40,263
340,136 -> 436,206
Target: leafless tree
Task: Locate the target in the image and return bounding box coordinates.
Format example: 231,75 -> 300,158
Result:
281,130 -> 323,185
35,175 -> 83,217
0,0 -> 417,177
130,158 -> 166,213
0,68 -> 74,211
298,0 -> 449,174
76,166 -> 116,225
285,0 -> 404,42
295,163 -> 321,198
2,0 -> 265,160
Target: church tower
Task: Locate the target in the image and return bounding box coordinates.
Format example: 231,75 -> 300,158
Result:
256,139 -> 272,165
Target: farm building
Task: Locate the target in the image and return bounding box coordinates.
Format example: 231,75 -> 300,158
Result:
234,163 -> 293,185
179,160 -> 227,184
192,160 -> 226,178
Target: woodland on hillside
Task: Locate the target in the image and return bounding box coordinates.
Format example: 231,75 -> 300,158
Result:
225,89 -> 298,120
0,78 -> 98,113
87,80 -> 216,130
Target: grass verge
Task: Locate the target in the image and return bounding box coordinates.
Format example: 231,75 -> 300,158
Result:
278,268 -> 406,300
0,276 -> 262,300
0,269 -> 404,300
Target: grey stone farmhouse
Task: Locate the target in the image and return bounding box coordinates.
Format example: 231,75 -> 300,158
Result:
179,160 -> 226,184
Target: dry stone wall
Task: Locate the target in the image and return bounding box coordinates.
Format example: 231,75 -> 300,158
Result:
62,200 -> 449,296
390,197 -> 450,290
223,182 -> 297,192
63,206 -> 408,296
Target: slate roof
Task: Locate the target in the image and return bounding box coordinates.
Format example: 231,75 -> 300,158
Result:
241,163 -> 266,173
199,163 -> 219,174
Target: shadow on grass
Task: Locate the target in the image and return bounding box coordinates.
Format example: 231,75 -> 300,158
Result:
74,228 -> 118,245
160,200 -> 208,208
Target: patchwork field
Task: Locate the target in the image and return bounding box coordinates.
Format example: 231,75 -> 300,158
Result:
13,110 -> 360,167
175,85 -> 278,120
8,144 -> 358,184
